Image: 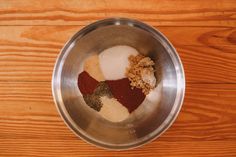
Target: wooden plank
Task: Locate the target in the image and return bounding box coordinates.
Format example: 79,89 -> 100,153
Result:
0,26 -> 236,83
0,82 -> 236,156
0,45 -> 235,83
0,0 -> 235,156
178,45 -> 236,83
1,26 -> 235,47
0,82 -> 235,142
0,140 -> 235,157
0,0 -> 236,26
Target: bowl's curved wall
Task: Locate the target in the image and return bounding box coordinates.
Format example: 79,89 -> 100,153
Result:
52,18 -> 185,150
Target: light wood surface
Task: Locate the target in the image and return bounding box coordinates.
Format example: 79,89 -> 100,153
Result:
0,0 -> 236,156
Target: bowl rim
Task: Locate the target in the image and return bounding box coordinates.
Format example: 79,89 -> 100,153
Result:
52,17 -> 186,150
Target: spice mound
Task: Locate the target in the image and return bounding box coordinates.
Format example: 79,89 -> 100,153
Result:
126,54 -> 156,95
77,45 -> 157,122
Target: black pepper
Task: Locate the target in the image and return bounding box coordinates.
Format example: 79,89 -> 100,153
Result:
83,81 -> 113,111
94,82 -> 112,97
83,94 -> 102,111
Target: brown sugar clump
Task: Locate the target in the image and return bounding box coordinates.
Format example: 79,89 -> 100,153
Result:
126,54 -> 156,95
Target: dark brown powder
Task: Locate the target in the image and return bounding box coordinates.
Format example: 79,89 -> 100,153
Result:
78,71 -> 99,95
106,78 -> 145,113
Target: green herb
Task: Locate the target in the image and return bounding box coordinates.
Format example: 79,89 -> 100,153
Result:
83,81 -> 113,111
94,82 -> 112,97
83,94 -> 102,111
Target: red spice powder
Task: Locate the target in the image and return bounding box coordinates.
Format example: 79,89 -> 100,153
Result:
78,71 -> 99,95
106,78 -> 145,113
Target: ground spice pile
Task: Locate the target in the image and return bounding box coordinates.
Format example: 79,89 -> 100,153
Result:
106,78 -> 145,113
126,54 -> 156,95
78,71 -> 112,111
77,47 -> 155,122
83,82 -> 112,111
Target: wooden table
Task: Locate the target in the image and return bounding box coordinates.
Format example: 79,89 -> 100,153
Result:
0,0 -> 236,156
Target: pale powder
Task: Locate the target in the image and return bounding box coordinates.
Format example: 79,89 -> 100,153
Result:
99,96 -> 130,122
84,55 -> 105,81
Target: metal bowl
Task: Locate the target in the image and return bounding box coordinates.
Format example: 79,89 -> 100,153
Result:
52,18 -> 185,150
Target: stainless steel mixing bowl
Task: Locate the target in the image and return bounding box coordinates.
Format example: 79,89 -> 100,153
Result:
52,18 -> 185,150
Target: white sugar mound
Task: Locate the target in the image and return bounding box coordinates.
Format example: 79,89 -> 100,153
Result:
99,45 -> 138,80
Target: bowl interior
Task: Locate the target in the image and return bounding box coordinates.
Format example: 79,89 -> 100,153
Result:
53,19 -> 185,149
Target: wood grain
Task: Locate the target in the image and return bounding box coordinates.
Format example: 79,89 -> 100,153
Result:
0,82 -> 236,141
0,26 -> 236,83
0,0 -> 236,26
0,82 -> 236,156
0,140 -> 235,157
0,0 -> 236,156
